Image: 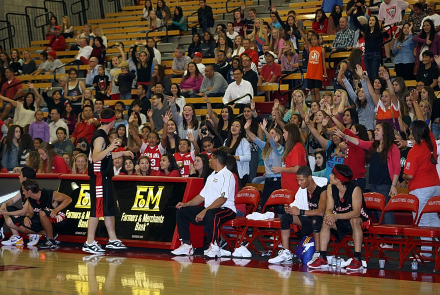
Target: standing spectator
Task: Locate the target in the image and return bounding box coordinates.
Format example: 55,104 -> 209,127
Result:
240,4 -> 257,35
198,65 -> 228,97
73,38 -> 93,65
233,10 -> 246,37
9,49 -> 23,76
335,49 -> 363,94
1,125 -> 22,171
331,17 -> 356,51
48,108 -> 69,143
61,16 -> 73,38
45,26 -> 65,52
29,110 -> 49,142
394,3 -> 427,34
132,40 -> 154,86
327,4 -> 342,35
70,105 -> 98,145
393,23 -> 417,80
115,61 -> 136,100
37,142 -> 71,173
171,48 -> 191,78
0,68 -> 23,120
414,19 -> 440,70
312,9 -> 329,35
346,0 -> 366,31
109,46 -> 126,100
378,0 -> 411,63
188,34 -> 201,59
21,50 -> 36,75
199,31 -> 216,58
197,0 -> 214,33
64,68 -> 86,115
180,62 -> 203,97
92,66 -> 111,100
420,2 -> 440,33
168,7 -> 187,32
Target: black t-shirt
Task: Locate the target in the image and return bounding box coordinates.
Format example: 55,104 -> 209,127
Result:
369,151 -> 392,185
214,62 -> 231,81
243,69 -> 258,97
28,189 -> 55,211
89,129 -> 113,177
417,64 -> 440,88
308,185 -> 326,211
331,182 -> 369,221
93,74 -> 110,99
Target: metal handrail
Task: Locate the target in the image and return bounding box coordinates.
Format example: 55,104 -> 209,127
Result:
146,25 -> 169,42
53,61 -> 79,83
33,11 -> 54,39
0,23 -> 15,50
44,0 -> 68,16
108,0 -> 122,12
277,67 -> 304,96
226,93 -> 252,106
6,13 -> 33,46
71,0 -> 90,24
186,11 -> 199,31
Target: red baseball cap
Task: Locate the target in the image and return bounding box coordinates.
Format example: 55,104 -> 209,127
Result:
54,25 -> 61,30
48,51 -> 57,58
194,52 -> 203,58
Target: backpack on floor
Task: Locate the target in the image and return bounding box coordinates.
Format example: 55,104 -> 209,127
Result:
295,236 -> 315,264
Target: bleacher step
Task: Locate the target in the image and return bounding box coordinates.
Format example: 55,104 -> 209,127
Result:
156,43 -> 177,53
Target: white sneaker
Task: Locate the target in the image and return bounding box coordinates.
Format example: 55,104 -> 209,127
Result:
171,243 -> 194,256
220,249 -> 231,256
307,252 -> 320,266
232,245 -> 252,258
1,235 -> 23,246
205,243 -> 221,258
27,234 -> 41,246
268,249 -> 293,264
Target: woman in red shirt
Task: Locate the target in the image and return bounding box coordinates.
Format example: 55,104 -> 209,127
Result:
152,154 -> 181,177
312,9 -> 328,35
119,158 -> 136,175
135,156 -> 152,176
403,120 -> 440,255
71,153 -> 88,174
271,123 -> 306,195
37,142 -> 71,173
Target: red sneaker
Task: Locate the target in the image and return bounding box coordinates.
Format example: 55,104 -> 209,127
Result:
308,257 -> 329,269
346,258 -> 363,271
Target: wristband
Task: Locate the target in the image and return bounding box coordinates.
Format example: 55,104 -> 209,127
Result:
334,213 -> 337,220
300,209 -> 305,216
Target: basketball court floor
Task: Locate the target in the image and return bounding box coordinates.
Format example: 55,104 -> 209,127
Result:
1,246 -> 439,295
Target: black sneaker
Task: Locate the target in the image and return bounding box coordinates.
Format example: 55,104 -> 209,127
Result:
218,239 -> 228,249
53,233 -> 60,245
106,239 -> 127,250
384,58 -> 392,63
38,239 -> 57,249
82,241 -> 106,254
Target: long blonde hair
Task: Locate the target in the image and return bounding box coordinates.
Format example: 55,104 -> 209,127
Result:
62,16 -> 71,30
290,90 -> 308,115
253,18 -> 265,39
261,128 -> 283,160
27,151 -> 40,170
93,26 -> 104,37
71,153 -> 88,174
270,28 -> 281,52
128,122 -> 139,148
283,40 -> 296,55
38,142 -> 58,173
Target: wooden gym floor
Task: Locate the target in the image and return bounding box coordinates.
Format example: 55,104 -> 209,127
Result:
1,246 -> 440,295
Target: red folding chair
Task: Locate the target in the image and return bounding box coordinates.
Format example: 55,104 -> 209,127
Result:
365,194 -> 419,263
330,193 -> 386,257
243,189 -> 295,257
220,187 -> 260,249
399,195 -> 440,271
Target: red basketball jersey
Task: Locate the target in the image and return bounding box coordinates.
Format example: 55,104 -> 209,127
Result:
174,151 -> 195,177
141,143 -> 162,171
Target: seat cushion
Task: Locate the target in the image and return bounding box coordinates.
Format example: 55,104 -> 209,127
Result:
403,226 -> 440,238
367,224 -> 407,235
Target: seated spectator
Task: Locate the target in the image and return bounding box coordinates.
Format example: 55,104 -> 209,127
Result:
327,4 -> 342,35
149,154 -> 180,176
52,127 -> 74,155
71,153 -> 88,174
86,57 -> 109,87
61,16 -> 73,38
45,26 -> 65,52
156,0 -> 171,20
93,98 -> 105,120
151,65 -> 171,95
180,62 -> 203,98
37,142 -> 71,173
168,6 -> 187,32
185,52 -> 205,77
223,68 -> 254,109
151,93 -> 169,134
147,10 -> 163,31
133,84 -> 151,118
258,43 -> 278,68
48,107 -> 69,143
280,40 -> 300,71
82,24 -> 95,47
136,156 -> 152,176
74,38 -> 93,65
226,22 -> 239,41
312,9 -> 329,35
0,83 -> 40,127
240,38 -> 258,66
331,17 -> 356,51
259,51 -> 282,88
171,149 -> 236,257
214,50 -> 230,81
46,16 -> 58,37
234,10 -> 246,37
197,0 -> 214,33
188,33 -> 201,59
198,65 -> 228,97
29,110 -> 49,143
0,51 -> 10,70
21,50 -> 36,75
9,49 -> 23,76
70,105 -> 98,144
232,35 -> 245,57
168,83 -> 186,114
417,50 -> 439,89
93,26 -> 107,47
113,156 -> 123,175
45,51 -> 65,75
241,55 -> 258,96
171,48 -> 191,78
75,137 -> 90,154
0,67 -> 23,121
119,157 -> 136,175
30,51 -> 49,76
90,37 -> 106,65
200,31 -> 216,58
215,36 -> 233,60
308,164 -> 369,270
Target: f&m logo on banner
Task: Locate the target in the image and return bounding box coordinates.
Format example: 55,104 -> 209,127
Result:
132,186 -> 164,211
75,184 -> 91,209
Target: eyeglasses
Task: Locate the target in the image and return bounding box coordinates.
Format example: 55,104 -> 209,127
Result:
242,59 -> 250,62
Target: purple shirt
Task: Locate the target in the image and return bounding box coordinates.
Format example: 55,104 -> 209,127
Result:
180,74 -> 203,94
280,53 -> 300,71
29,121 -> 50,142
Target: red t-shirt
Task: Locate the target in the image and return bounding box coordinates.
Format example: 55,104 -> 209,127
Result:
1,77 -> 22,99
282,142 -> 307,194
234,20 -> 246,36
261,63 -> 282,83
174,151 -> 195,177
404,132 -> 440,192
151,170 -> 180,177
45,155 -> 71,174
140,143 -> 162,171
72,120 -> 97,145
201,149 -> 216,159
240,49 -> 259,67
343,129 -> 367,180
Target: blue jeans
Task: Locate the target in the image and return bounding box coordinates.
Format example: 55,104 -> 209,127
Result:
120,92 -> 132,100
364,53 -> 381,83
369,183 -> 395,225
352,177 -> 366,194
410,185 -> 440,254
432,123 -> 440,141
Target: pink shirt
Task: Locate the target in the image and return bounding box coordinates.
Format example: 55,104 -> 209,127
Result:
180,74 -> 203,93
357,140 -> 401,180
378,0 -> 409,26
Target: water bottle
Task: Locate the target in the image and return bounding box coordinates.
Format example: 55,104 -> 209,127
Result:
336,257 -> 342,268
332,256 -> 337,266
411,259 -> 418,270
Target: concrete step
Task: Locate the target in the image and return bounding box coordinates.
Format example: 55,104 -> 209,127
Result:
157,42 -> 177,53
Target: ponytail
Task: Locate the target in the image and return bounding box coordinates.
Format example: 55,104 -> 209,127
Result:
426,137 -> 438,165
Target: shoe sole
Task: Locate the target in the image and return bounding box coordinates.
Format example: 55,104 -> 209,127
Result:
308,265 -> 329,269
2,241 -> 24,246
105,246 -> 128,250
171,251 -> 194,256
82,247 -> 106,254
